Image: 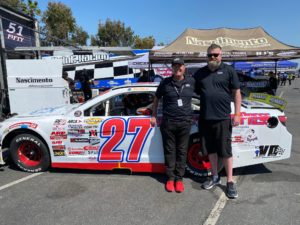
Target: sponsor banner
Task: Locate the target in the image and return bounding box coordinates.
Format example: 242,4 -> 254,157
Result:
1,16 -> 36,50
186,36 -> 270,48
44,53 -> 109,65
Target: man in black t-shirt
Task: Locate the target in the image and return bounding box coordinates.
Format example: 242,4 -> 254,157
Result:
194,44 -> 241,199
150,58 -> 195,193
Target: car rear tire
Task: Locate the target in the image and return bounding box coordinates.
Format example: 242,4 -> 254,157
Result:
10,134 -> 50,172
186,134 -> 223,177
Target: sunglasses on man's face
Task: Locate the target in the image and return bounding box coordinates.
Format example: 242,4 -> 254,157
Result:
207,53 -> 220,58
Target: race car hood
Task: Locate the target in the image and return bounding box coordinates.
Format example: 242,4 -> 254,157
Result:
9,104 -> 80,119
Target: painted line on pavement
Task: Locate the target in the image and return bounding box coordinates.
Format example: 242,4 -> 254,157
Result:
279,91 -> 284,98
203,175 -> 240,225
0,172 -> 43,191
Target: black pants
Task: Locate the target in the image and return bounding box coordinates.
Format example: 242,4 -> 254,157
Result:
160,119 -> 191,181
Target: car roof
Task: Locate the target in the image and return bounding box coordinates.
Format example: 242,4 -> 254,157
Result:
111,82 -> 159,91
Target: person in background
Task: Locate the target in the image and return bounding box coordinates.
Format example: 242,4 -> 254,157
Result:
79,69 -> 93,101
280,72 -> 287,86
269,71 -> 278,95
150,58 -> 195,193
287,73 -> 293,85
62,71 -> 75,91
194,43 -> 241,199
138,70 -> 150,82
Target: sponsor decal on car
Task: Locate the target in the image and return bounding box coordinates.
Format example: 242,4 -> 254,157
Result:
68,124 -> 83,129
52,140 -> 63,145
74,111 -> 82,117
84,125 -> 99,129
53,119 -> 67,126
68,150 -> 85,155
231,112 -> 270,125
89,130 -> 98,137
89,137 -> 100,145
9,122 -> 38,129
85,118 -> 103,125
52,145 -> 66,150
232,135 -> 244,143
83,146 -> 99,150
254,145 -> 285,158
53,150 -> 65,156
70,138 -> 89,143
87,150 -> 99,155
68,119 -> 82,123
68,129 -> 85,135
50,131 -> 67,140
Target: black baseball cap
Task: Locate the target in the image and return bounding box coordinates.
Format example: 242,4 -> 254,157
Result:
171,58 -> 184,66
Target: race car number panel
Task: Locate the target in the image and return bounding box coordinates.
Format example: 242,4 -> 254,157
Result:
98,117 -> 152,162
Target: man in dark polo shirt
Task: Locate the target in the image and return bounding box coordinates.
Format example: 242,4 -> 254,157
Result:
150,58 -> 195,193
194,44 -> 241,199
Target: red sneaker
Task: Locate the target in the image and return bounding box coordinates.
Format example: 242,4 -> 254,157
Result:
165,180 -> 175,192
175,181 -> 184,193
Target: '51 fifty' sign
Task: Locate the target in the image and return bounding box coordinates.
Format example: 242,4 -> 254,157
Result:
1,17 -> 36,50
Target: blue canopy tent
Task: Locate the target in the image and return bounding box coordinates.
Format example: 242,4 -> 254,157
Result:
234,60 -> 298,71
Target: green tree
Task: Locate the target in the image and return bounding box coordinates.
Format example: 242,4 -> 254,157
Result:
71,26 -> 89,46
0,0 -> 23,9
0,0 -> 40,18
93,19 -> 135,47
133,35 -> 155,49
41,2 -> 76,46
90,34 -> 99,46
21,0 -> 41,18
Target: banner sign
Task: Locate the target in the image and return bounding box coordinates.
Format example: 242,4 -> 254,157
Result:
1,12 -> 36,50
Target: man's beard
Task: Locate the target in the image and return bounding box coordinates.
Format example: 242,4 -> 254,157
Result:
208,60 -> 221,71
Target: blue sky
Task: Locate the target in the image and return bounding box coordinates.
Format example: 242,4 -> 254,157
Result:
38,0 -> 300,47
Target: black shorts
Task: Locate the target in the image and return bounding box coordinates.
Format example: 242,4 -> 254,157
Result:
198,119 -> 232,158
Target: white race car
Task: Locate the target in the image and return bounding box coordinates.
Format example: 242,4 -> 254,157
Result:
0,83 -> 292,176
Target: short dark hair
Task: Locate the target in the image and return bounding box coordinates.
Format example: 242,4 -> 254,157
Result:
207,43 -> 222,52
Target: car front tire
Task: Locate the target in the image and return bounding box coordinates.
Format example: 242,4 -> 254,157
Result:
10,134 -> 50,173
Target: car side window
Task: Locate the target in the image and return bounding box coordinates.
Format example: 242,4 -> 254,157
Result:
84,101 -> 106,117
108,92 -> 155,116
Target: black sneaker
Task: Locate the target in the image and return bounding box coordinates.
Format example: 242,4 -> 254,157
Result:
226,182 -> 238,199
201,176 -> 221,190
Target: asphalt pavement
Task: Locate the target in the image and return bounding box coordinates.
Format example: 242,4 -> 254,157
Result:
0,78 -> 299,225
